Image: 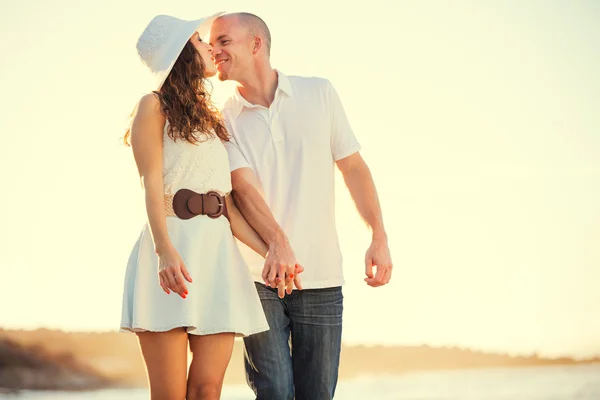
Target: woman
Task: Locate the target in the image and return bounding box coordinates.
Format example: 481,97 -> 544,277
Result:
120,13 -> 270,400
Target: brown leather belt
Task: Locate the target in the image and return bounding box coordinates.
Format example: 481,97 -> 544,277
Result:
165,189 -> 229,221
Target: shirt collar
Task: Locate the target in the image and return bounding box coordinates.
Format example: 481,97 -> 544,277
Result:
227,70 -> 294,120
276,70 -> 294,97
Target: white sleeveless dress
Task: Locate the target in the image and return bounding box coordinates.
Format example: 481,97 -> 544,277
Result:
120,122 -> 269,337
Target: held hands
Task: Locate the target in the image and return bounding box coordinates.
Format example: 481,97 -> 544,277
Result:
262,240 -> 304,298
157,244 -> 192,299
364,236 -> 393,287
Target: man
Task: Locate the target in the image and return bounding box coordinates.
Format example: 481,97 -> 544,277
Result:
209,13 -> 393,400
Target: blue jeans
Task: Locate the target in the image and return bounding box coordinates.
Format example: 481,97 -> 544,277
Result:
243,283 -> 344,400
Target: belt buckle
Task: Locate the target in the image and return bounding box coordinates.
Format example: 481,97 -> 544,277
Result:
205,191 -> 225,219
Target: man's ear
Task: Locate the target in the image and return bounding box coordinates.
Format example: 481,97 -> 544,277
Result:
252,37 -> 262,54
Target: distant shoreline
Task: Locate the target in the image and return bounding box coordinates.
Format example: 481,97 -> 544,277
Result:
0,337 -> 124,393
1,328 -> 599,390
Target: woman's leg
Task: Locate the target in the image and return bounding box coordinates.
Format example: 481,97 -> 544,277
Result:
186,332 -> 236,400
137,328 -> 189,400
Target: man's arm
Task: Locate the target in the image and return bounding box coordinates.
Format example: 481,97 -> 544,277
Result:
336,152 -> 393,287
231,167 -> 303,296
226,193 -> 268,258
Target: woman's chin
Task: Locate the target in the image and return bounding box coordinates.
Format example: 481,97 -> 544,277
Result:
205,67 -> 217,78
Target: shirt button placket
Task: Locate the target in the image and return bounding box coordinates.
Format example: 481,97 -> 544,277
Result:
270,115 -> 283,142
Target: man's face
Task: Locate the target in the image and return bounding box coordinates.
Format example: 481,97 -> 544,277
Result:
209,16 -> 253,81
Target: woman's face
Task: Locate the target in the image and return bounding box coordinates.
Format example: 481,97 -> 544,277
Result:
190,32 -> 216,77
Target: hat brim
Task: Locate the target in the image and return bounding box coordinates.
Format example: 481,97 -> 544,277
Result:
155,11 -> 225,90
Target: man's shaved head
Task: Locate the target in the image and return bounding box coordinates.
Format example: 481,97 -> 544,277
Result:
230,12 -> 272,55
209,12 -> 273,82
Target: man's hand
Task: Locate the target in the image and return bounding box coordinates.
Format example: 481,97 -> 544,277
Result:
263,240 -> 304,298
364,237 -> 393,287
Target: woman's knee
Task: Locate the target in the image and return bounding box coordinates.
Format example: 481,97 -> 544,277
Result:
149,387 -> 186,400
186,380 -> 223,400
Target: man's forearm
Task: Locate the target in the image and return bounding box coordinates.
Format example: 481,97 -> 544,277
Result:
227,194 -> 268,257
232,181 -> 289,247
229,168 -> 301,292
342,163 -> 387,240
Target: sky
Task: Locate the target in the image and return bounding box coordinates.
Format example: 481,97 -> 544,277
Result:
0,0 -> 599,358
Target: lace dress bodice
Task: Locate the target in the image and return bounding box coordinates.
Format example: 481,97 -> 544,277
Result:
162,121 -> 232,196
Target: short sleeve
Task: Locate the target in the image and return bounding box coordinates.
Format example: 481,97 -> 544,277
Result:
224,138 -> 251,172
328,81 -> 361,161
222,117 -> 251,172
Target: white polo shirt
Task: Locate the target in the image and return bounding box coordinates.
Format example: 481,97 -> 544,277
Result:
222,71 -> 361,289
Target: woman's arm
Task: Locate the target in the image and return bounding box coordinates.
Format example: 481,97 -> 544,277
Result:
130,93 -> 191,297
130,94 -> 170,252
226,193 -> 268,258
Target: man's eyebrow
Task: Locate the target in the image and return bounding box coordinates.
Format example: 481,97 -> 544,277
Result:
209,34 -> 229,46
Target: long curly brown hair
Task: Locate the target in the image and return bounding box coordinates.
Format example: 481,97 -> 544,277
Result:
124,41 -> 229,145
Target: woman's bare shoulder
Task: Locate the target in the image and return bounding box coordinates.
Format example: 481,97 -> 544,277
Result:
136,92 -> 162,117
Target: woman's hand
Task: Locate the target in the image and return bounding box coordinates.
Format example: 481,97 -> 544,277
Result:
157,244 -> 192,299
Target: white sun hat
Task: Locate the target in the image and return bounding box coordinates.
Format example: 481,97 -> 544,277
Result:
136,12 -> 224,90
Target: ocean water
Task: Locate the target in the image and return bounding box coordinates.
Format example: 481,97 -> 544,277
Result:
3,363 -> 600,399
